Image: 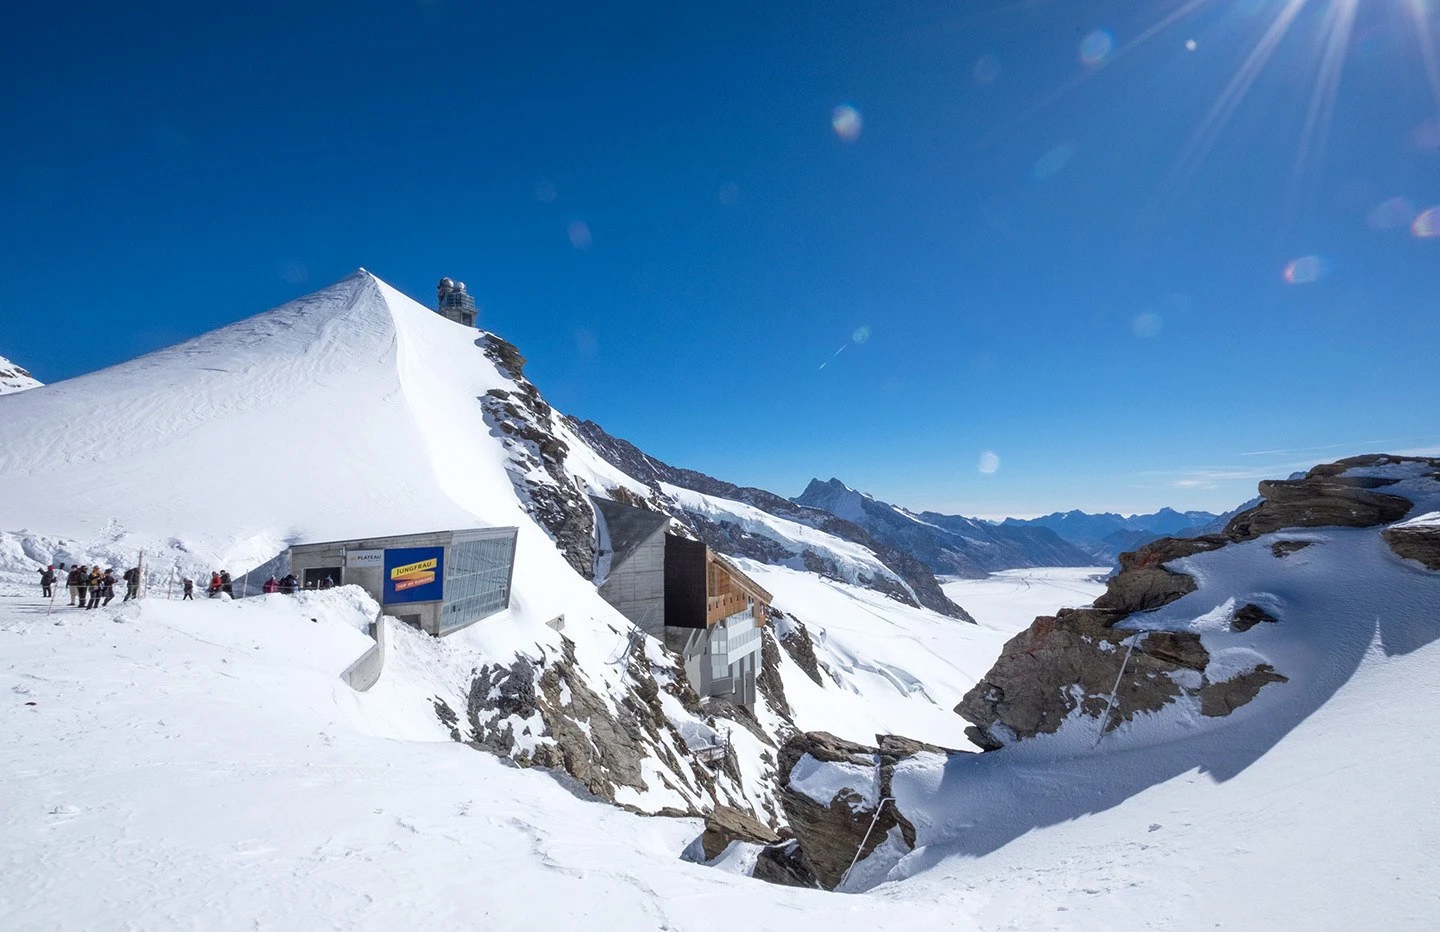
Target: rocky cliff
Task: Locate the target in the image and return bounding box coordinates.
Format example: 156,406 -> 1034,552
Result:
958,454 -> 1440,749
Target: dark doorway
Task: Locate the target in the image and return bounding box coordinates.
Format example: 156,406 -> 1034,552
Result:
303,567 -> 342,589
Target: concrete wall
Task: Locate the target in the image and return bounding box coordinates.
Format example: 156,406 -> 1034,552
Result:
288,531 -> 452,636
598,531 -> 666,638
340,609 -> 387,692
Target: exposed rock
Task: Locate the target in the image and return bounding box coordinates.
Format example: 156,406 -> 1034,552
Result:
756,627 -> 794,720
1141,631 -> 1209,671
769,731 -> 932,890
1232,603 -> 1278,632
774,612 -> 826,687
1271,540 -> 1313,558
701,805 -> 780,860
957,456 -> 1440,750
1383,524 -> 1440,571
752,840 -> 818,888
1198,664 -> 1288,716
478,357 -> 596,578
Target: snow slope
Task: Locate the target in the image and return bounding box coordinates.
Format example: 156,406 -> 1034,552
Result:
0,591 -> 969,931
860,461 -> 1440,928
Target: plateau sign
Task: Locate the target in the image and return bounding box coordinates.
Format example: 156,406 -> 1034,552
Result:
345,549 -> 383,568
383,546 -> 445,604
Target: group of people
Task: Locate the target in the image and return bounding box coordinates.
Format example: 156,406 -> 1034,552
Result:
38,563 -> 143,609
39,563 -> 336,605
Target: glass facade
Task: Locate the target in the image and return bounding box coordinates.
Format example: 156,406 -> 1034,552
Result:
440,531 -> 516,633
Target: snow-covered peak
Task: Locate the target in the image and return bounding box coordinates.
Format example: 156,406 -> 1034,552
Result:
0,353 -> 42,395
795,477 -> 872,523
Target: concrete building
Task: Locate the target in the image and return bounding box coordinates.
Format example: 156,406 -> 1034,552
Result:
436,277 -> 477,327
593,498 -> 770,707
286,527 -> 517,637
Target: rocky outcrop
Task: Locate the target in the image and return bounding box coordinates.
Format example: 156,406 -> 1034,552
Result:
1383,522 -> 1440,570
958,455 -> 1440,749
462,635 -> 761,818
752,840 -> 817,887
767,731 -> 943,890
0,353 -> 41,395
701,805 -> 780,860
479,335 -> 596,578
1271,540 -> 1313,558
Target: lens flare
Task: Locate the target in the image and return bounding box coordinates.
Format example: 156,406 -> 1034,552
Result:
1080,29 -> 1114,66
1185,39 -> 1198,52
1413,206 -> 1440,238
1033,143 -> 1075,180
1367,197 -> 1417,231
567,221 -> 592,250
831,105 -> 862,142
978,451 -> 1001,475
852,325 -> 871,344
1132,312 -> 1163,338
973,54 -> 1001,84
1283,255 -> 1325,284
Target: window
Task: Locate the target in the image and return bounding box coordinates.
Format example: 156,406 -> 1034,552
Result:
440,532 -> 517,632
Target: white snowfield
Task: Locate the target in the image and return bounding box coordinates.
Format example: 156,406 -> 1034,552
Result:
942,567 -> 1109,632
0,593 -> 968,931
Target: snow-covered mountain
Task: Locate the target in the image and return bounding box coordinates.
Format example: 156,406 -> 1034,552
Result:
0,353 -> 41,394
0,271 -> 991,827
5,271 -> 1439,927
795,477 -> 1095,577
1002,505 -> 1223,562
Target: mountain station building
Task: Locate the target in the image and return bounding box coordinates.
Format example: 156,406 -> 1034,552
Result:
592,498 -> 771,708
286,527 -> 517,637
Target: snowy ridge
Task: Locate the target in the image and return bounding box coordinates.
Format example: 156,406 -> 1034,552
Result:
0,353 -> 41,394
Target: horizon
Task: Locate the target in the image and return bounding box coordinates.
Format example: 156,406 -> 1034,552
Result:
4,1 -> 1438,516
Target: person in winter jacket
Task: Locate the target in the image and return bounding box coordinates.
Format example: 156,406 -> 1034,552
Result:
279,574 -> 298,595
38,565 -> 56,598
100,569 -> 118,607
86,567 -> 104,609
207,572 -> 222,597
319,575 -> 334,590
122,566 -> 140,602
262,576 -> 279,594
70,566 -> 87,606
182,577 -> 195,600
220,570 -> 234,598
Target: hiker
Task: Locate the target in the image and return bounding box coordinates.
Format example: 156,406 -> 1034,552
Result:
122,566 -> 140,602
319,575 -> 334,590
100,569 -> 118,607
262,576 -> 279,594
86,567 -> 104,609
220,570 -> 234,598
278,573 -> 298,595
181,577 -> 195,600
207,572 -> 222,598
69,565 -> 86,606
38,565 -> 56,599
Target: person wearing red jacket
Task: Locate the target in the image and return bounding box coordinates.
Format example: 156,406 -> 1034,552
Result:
262,577 -> 279,594
207,572 -> 223,598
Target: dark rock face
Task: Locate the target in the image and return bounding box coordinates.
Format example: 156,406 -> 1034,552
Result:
1198,665 -> 1288,717
701,805 -> 781,860
1271,540 -> 1313,558
568,417 -> 973,620
773,611 -> 826,687
1383,524 -> 1440,570
770,731 -> 933,890
756,627 -> 794,720
752,840 -> 817,888
1232,603 -> 1278,632
463,637 -> 733,815
956,455 -> 1440,749
478,338 -> 597,578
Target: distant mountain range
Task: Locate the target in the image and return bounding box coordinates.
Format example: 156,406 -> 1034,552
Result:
793,478 -> 1097,578
1001,507 -> 1234,562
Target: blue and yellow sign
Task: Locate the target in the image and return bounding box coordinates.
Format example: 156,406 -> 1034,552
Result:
383,546 -> 445,604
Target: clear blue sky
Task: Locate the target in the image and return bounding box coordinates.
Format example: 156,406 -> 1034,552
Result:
3,0 -> 1438,517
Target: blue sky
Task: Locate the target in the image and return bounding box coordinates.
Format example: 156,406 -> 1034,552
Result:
3,0 -> 1438,517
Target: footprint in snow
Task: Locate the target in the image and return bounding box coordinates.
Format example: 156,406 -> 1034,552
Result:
1148,823 -> 1162,832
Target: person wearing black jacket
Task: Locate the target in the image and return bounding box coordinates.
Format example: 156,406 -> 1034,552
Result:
220,570 -> 234,598
100,569 -> 118,607
122,566 -> 140,602
38,565 -> 56,598
69,565 -> 87,607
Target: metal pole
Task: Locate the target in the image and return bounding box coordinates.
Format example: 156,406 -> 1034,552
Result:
137,549 -> 145,599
